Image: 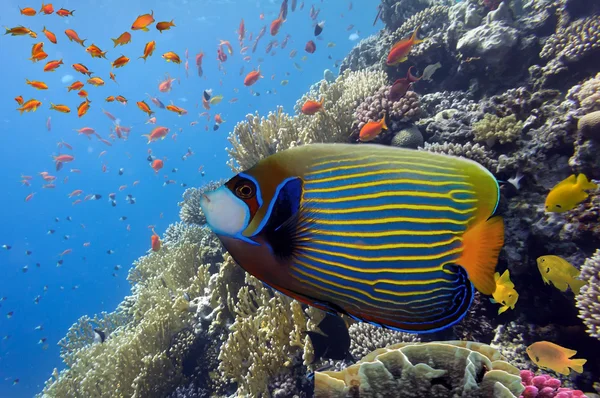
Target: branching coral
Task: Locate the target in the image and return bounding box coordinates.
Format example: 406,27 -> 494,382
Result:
420,141 -> 499,172
226,69 -> 387,171
540,16 -> 600,63
575,249 -> 600,341
348,322 -> 420,360
315,341 -> 524,398
472,114 -> 524,147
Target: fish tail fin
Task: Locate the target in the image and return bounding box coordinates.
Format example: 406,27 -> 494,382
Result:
457,216 -> 504,295
380,111 -> 388,130
81,39 -> 87,47
171,19 -> 175,27
319,97 -> 324,107
569,278 -> 587,295
142,134 -> 151,144
411,24 -> 425,45
577,174 -> 597,191
49,102 -> 55,110
570,358 -> 587,373
112,38 -> 118,47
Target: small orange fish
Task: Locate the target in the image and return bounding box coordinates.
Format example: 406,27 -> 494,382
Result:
40,2 -> 54,14
359,112 -> 388,142
136,100 -> 154,117
111,32 -> 131,47
15,96 -> 24,105
25,193 -> 36,202
77,98 -> 91,118
50,103 -> 71,113
56,8 -> 75,17
26,79 -> 48,90
77,90 -> 88,98
151,159 -> 164,173
41,27 -> 57,44
151,228 -> 161,251
109,72 -> 118,84
132,11 -> 155,31
111,55 -> 129,69
19,7 -> 37,16
115,95 -> 127,104
87,77 -> 105,86
72,63 -> 93,76
386,25 -> 424,66
31,42 -> 44,56
270,14 -> 284,36
67,81 -> 84,92
86,44 -> 107,59
29,50 -> 48,62
244,68 -> 263,86
301,97 -> 324,115
17,99 -> 42,114
4,26 -> 36,37
215,114 -> 225,124
166,104 -> 186,115
162,51 -> 181,64
142,126 -> 169,143
68,189 -> 83,198
139,41 -> 156,62
106,96 -> 115,102
64,29 -> 86,46
156,20 -> 175,33
43,59 -> 63,72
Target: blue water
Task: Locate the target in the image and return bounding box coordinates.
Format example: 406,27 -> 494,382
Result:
0,0 -> 378,396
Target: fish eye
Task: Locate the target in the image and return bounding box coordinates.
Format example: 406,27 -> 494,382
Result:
508,294 -> 513,298
234,179 -> 256,199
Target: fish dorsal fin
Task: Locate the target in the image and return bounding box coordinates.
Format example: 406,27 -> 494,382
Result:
554,174 -> 577,190
497,270 -> 514,288
562,347 -> 578,358
259,177 -> 304,260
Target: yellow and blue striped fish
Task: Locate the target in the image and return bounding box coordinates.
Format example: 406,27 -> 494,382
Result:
200,143 -> 504,333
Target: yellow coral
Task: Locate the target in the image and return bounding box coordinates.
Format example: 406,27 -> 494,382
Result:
473,114 -> 523,147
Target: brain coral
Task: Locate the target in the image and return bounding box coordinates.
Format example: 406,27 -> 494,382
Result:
315,341 -> 524,398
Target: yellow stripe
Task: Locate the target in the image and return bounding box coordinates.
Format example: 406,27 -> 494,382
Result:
304,190 -> 478,204
306,160 -> 459,176
303,245 -> 462,262
307,203 -> 476,216
305,178 -> 473,193
307,228 -> 462,238
307,215 -> 476,226
309,236 -> 462,250
295,257 -> 452,286
306,168 -> 465,183
297,252 -> 454,274
310,154 -> 451,170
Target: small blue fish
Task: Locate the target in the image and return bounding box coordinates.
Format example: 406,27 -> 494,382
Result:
201,144 -> 504,333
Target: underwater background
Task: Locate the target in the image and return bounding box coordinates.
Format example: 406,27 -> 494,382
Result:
0,0 -> 599,397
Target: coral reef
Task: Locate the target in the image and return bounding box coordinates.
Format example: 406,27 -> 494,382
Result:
315,341 -> 524,398
520,370 -> 587,398
472,114 -> 524,147
576,250 -> 600,341
348,322 -> 420,360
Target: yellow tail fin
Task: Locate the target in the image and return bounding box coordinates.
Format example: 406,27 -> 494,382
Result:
410,24 -> 425,45
569,278 -> 586,295
576,174 -> 597,191
569,358 -> 587,374
457,216 -> 504,295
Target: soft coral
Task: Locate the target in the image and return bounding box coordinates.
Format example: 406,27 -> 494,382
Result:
520,370 -> 587,398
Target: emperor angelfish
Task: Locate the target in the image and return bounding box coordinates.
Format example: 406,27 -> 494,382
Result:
200,144 -> 504,333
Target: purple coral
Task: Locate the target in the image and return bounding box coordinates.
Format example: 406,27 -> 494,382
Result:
520,370 -> 587,398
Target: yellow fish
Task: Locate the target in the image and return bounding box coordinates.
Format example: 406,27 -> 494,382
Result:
490,270 -> 518,314
545,174 -> 597,213
536,255 -> 586,294
209,95 -> 223,105
526,341 -> 586,375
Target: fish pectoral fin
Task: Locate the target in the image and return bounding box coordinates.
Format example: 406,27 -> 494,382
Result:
497,305 -> 508,314
552,279 -> 569,292
569,358 -> 587,374
456,216 -> 504,295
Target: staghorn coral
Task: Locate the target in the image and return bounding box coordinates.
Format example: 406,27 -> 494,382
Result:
227,69 -> 387,171
576,249 -> 600,341
472,114 -> 524,147
348,322 -> 420,360
315,341 -> 525,398
178,180 -> 227,226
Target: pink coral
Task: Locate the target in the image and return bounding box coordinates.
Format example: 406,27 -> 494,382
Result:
519,370 -> 587,398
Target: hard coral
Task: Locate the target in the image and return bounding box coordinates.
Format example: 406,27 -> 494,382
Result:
472,114 -> 524,147
576,249 -> 600,341
315,341 -> 524,398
